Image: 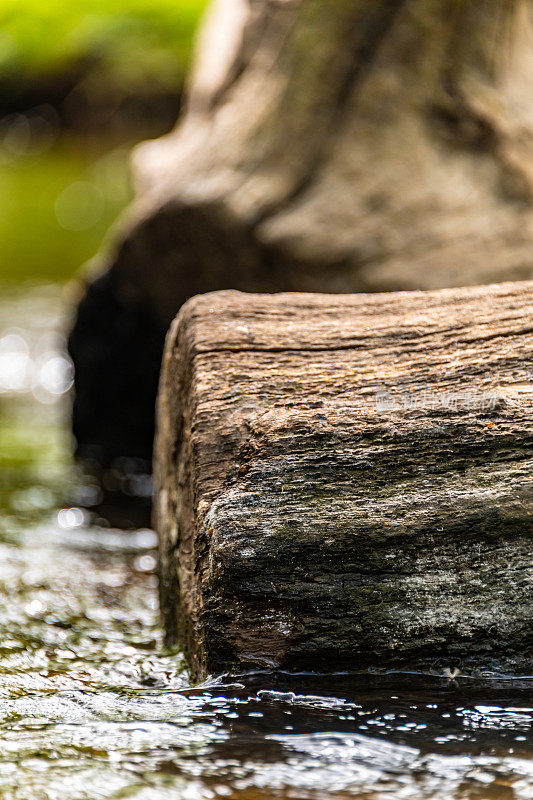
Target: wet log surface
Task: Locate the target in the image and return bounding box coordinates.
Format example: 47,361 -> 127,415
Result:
154,282 -> 533,679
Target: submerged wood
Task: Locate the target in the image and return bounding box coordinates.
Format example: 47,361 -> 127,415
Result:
154,281 -> 533,679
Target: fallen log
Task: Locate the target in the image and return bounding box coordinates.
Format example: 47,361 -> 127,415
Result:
154,281 -> 533,679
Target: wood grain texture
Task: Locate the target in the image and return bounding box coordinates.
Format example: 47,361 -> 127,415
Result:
154,282 -> 533,679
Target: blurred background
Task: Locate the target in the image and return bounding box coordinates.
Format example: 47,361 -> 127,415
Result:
0,0 -> 206,284
0,0 -> 207,533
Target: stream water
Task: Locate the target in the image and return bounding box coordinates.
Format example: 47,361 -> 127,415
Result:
0,283 -> 531,800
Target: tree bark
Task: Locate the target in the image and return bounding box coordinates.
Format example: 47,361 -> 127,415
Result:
154,281 -> 533,679
70,0 -> 533,465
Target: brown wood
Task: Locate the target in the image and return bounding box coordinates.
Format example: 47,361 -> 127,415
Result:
135,0 -> 533,297
154,281 -> 533,679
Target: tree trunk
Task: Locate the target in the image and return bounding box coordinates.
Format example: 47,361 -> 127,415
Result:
154,281 -> 533,680
70,0 -> 533,465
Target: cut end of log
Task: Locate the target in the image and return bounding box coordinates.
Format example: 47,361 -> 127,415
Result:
154,282 -> 533,680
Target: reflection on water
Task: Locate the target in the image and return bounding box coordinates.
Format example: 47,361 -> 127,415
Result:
0,284 -> 531,800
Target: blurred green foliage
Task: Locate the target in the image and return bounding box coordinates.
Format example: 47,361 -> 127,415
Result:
0,0 -> 208,89
0,140 -> 132,282
0,0 -> 209,284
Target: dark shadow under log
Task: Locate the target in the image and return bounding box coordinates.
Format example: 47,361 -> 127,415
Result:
154,281 -> 532,679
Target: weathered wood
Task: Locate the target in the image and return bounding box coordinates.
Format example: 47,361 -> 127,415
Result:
154,281 -> 533,679
70,0 -> 533,466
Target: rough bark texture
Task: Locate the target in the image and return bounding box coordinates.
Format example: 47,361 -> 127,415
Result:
154,281 -> 533,680
70,0 -> 533,465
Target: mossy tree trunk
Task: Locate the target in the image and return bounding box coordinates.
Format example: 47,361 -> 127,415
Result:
70,0 -> 533,465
